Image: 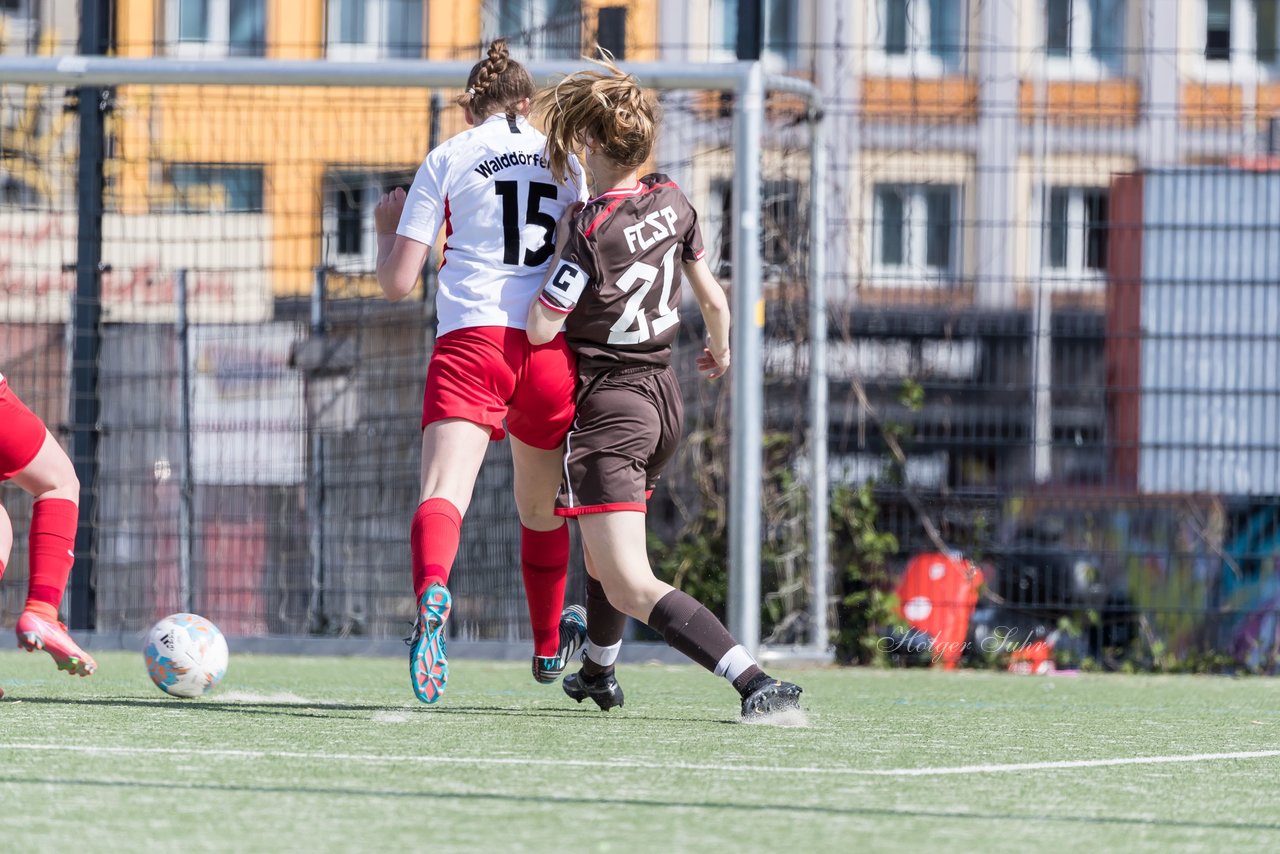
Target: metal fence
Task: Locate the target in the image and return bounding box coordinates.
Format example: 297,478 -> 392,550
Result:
0,54 -> 803,654
3,2 -> 1280,670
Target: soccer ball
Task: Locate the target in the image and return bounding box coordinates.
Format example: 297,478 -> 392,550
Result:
144,613 -> 229,698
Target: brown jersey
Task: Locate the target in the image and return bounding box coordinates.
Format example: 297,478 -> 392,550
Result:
538,174 -> 705,372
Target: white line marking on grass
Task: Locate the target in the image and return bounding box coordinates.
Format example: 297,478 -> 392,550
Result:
858,750 -> 1280,777
4,743 -> 1280,777
213,691 -> 320,704
370,711 -> 412,723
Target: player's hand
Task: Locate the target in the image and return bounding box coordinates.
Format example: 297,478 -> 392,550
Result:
374,187 -> 407,235
697,346 -> 730,380
554,202 -> 584,247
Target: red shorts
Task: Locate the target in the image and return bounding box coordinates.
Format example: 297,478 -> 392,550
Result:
0,379 -> 48,481
422,326 -> 576,450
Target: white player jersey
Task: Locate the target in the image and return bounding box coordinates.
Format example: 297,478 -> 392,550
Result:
397,113 -> 587,336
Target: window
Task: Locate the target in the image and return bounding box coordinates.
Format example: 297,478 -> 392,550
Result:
1201,0 -> 1280,74
709,0 -> 798,69
165,164 -> 264,213
1,175 -> 41,209
711,178 -> 804,281
872,183 -> 960,284
166,0 -> 265,58
1043,0 -> 1125,76
484,0 -> 581,61
326,0 -> 424,60
869,0 -> 965,75
323,171 -> 414,273
0,1 -> 37,55
1043,187 -> 1108,279
1207,0 -> 1234,60
1260,0 -> 1280,63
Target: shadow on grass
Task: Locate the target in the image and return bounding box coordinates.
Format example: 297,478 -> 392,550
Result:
4,696 -> 733,724
0,774 -> 1278,833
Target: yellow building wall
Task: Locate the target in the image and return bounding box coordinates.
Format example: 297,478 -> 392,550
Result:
112,0 -> 654,298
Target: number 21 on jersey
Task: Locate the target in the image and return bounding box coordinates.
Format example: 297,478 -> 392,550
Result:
609,244 -> 680,345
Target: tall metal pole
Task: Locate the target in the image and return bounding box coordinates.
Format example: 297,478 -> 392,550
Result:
66,0 -> 110,629
1032,284 -> 1053,483
807,106 -> 830,654
307,266 -> 328,633
728,62 -> 765,656
176,270 -> 194,613
1031,38 -> 1053,485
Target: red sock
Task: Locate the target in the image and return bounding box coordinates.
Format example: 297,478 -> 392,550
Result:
26,497 -> 78,615
411,498 -> 462,601
0,556 -> 6,584
521,523 -> 569,657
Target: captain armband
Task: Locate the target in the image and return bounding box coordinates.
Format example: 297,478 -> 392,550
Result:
541,259 -> 590,311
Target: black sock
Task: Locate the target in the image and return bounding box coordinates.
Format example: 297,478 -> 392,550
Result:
733,670 -> 772,699
582,575 -> 627,678
646,590 -> 760,691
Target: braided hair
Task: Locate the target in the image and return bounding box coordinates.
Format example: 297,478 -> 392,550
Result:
457,39 -> 535,122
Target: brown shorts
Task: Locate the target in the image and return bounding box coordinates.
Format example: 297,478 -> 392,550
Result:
556,364 -> 683,516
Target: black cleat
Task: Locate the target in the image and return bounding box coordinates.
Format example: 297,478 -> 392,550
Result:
563,668 -> 625,711
740,679 -> 803,720
532,605 -> 588,684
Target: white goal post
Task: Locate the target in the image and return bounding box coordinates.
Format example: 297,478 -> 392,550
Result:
0,55 -> 828,659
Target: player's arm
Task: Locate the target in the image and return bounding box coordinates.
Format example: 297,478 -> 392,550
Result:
527,203 -> 587,345
527,284 -> 570,345
374,188 -> 429,302
683,256 -> 731,379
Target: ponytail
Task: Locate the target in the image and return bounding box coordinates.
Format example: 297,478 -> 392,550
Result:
533,55 -> 658,185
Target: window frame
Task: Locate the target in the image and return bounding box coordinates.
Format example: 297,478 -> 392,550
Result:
482,0 -> 583,62
1193,0 -> 1280,80
325,0 -> 425,61
708,176 -> 804,282
165,0 -> 266,59
0,0 -> 38,52
865,0 -> 968,78
1034,185 -> 1110,289
1040,0 -> 1128,80
868,182 -> 962,288
323,170 -> 414,274
707,0 -> 799,70
163,162 -> 266,213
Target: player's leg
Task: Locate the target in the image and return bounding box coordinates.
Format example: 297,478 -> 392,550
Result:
580,543 -> 628,678
407,417 -> 491,704
408,327 -> 515,704
0,503 -> 7,699
8,429 -> 96,677
509,434 -> 585,682
413,418 -> 491,594
507,331 -> 584,682
0,501 -> 12,582
577,510 -> 801,718
562,542 -> 626,710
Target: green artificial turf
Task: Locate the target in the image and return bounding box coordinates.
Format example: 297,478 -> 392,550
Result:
3,651 -> 1280,851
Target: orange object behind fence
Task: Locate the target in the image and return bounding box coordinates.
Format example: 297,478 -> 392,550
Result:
896,553 -> 984,669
